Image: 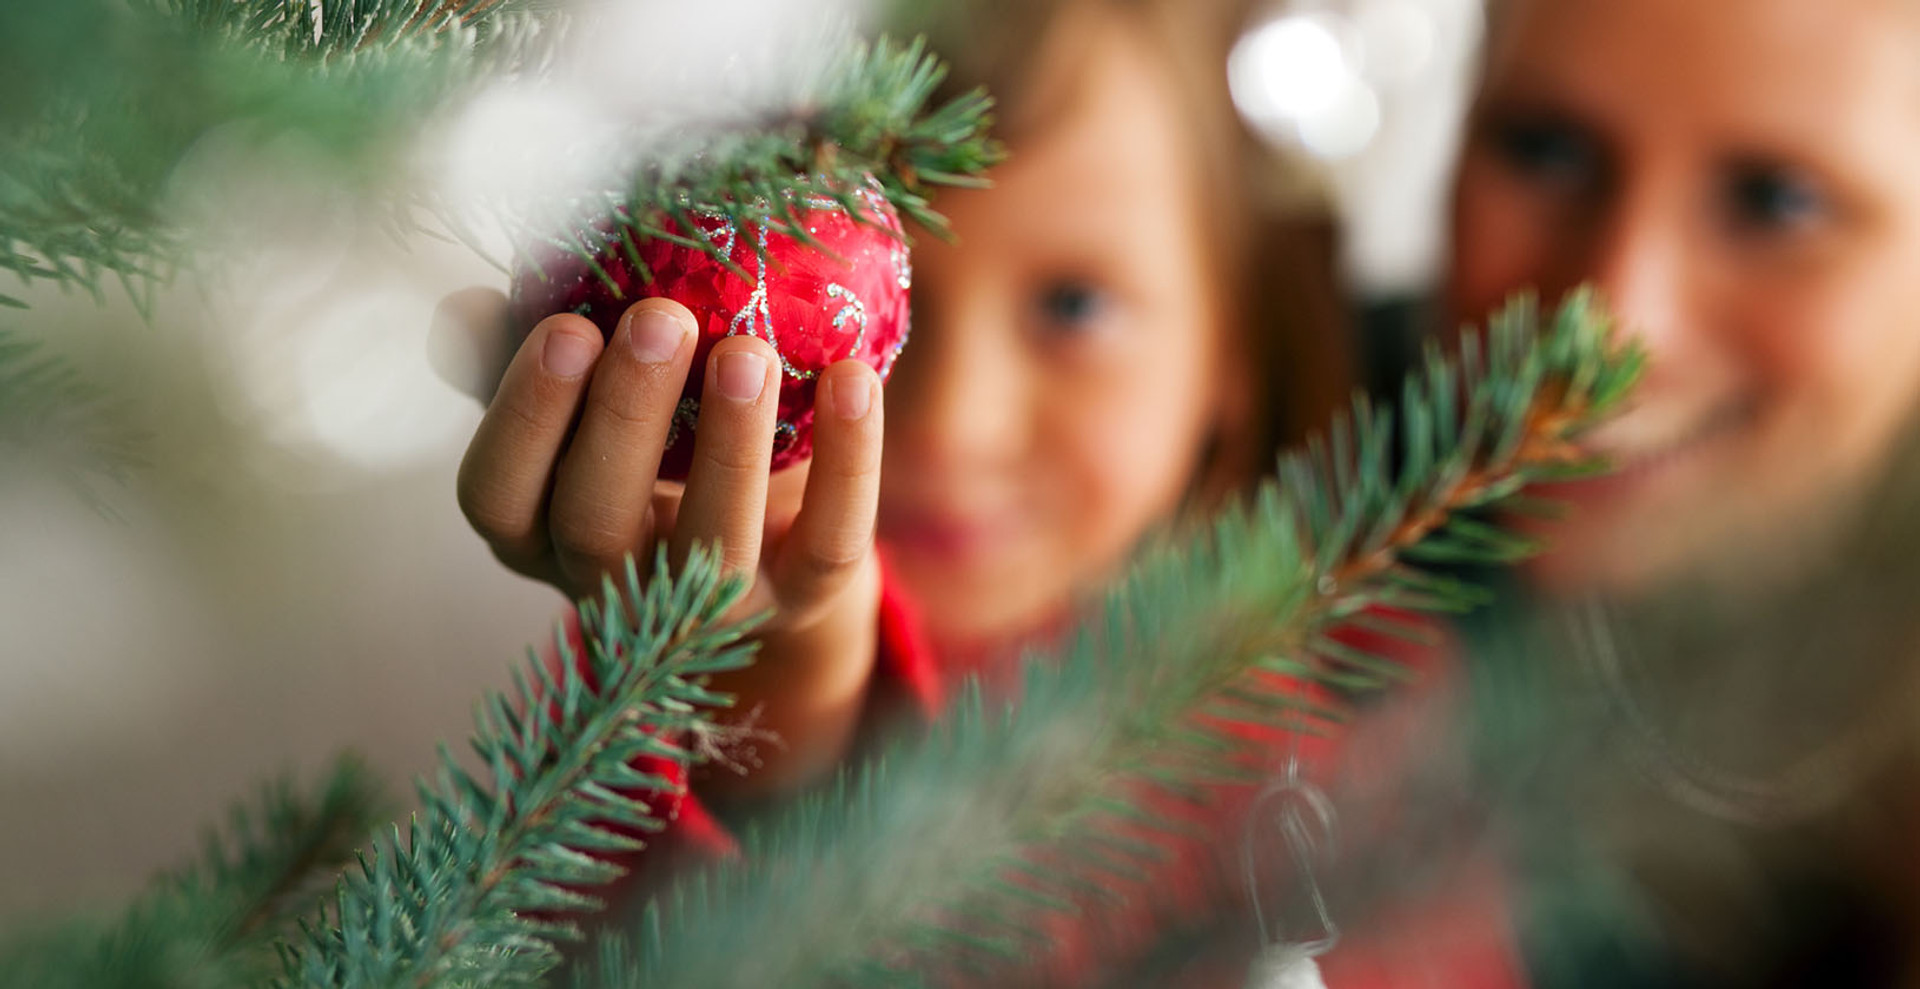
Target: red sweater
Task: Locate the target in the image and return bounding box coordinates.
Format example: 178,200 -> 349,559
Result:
562,566 -> 1528,988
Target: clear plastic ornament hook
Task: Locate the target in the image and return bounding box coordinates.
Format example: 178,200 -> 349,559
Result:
1241,736 -> 1341,958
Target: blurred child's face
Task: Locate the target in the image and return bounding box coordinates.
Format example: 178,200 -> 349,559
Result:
879,11 -> 1239,651
1450,0 -> 1920,594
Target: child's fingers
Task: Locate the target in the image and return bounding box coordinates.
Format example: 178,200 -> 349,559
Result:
548,300 -> 698,592
428,287 -> 515,404
777,361 -> 883,609
457,313 -> 603,571
671,336 -> 781,577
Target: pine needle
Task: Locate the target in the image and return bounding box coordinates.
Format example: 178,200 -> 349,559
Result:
0,0 -> 551,312
0,328 -> 147,512
0,755 -> 390,989
276,548 -> 759,989
519,34 -> 1004,301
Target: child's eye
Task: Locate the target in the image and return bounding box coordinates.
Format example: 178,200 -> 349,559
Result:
1723,163 -> 1828,235
1488,114 -> 1604,194
1034,279 -> 1113,337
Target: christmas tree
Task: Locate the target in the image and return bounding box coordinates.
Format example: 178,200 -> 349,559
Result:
0,297 -> 1641,987
0,0 -> 1653,986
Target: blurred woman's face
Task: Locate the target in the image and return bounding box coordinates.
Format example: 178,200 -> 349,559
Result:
1450,0 -> 1920,595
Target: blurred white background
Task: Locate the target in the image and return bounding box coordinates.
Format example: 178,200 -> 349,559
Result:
0,0 -> 1478,919
1232,0 -> 1484,294
0,237 -> 563,916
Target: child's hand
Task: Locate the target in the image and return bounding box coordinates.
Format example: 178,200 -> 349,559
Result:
441,289 -> 886,794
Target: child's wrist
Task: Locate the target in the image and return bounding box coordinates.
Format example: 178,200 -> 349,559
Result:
693,556 -> 884,797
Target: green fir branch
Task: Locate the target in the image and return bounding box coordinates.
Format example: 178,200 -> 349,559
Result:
526,35 -> 1004,301
277,549 -> 759,989
175,754 -> 393,946
0,328 -> 147,510
0,756 -> 389,989
809,34 -> 1006,233
579,291 -> 1643,988
0,0 -> 553,310
0,294 -> 1635,988
4,0 -> 995,315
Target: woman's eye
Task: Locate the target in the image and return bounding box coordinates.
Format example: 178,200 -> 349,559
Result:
1034,280 -> 1112,336
1724,164 -> 1828,234
1488,115 -> 1603,192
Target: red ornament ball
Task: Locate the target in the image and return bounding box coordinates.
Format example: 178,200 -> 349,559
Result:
510,184 -> 912,479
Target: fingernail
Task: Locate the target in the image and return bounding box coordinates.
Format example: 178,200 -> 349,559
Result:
830,375 -> 872,420
543,330 -> 597,377
716,351 -> 768,402
627,309 -> 686,364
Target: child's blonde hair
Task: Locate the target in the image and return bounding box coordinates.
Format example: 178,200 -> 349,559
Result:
905,0 -> 1353,497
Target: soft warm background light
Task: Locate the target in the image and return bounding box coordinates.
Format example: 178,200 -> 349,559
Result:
1232,0 -> 1483,294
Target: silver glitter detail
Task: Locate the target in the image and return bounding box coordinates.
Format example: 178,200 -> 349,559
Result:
825,282 -> 868,358
692,209 -> 736,257
774,420 -> 799,445
891,245 -> 912,290
856,175 -> 892,222
726,225 -> 816,381
881,310 -> 911,379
